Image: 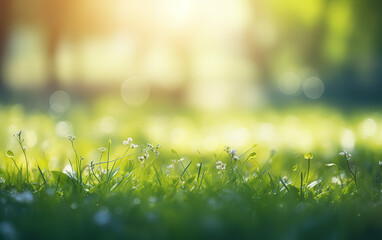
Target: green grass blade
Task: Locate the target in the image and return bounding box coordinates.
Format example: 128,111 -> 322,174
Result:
180,161 -> 192,180
37,164 -> 46,186
153,165 -> 162,187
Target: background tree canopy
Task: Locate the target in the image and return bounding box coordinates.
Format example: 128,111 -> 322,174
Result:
1,0 -> 381,107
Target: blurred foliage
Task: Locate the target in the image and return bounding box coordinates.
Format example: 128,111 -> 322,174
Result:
1,1 -> 382,238
0,99 -> 381,174
1,0 -> 382,106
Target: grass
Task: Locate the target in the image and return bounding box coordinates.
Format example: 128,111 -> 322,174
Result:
1,103 -> 382,239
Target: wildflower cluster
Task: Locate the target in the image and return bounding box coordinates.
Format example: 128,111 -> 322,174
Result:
148,143 -> 161,156
282,176 -> 290,185
13,130 -> 23,142
122,137 -> 133,146
14,130 -> 26,151
122,137 -> 139,149
339,149 -> 357,185
13,130 -> 29,181
98,147 -> 107,153
67,134 -> 76,142
339,150 -> 352,161
130,143 -> 139,149
216,161 -> 226,170
166,164 -> 175,171
225,146 -> 239,161
138,153 -> 149,162
142,143 -> 160,159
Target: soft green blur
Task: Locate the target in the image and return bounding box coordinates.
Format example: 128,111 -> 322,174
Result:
1,2 -> 382,239
1,98 -> 381,174
0,0 -> 381,171
1,0 -> 381,108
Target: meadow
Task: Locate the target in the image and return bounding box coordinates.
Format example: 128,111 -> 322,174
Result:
1,0 -> 382,239
1,99 -> 382,240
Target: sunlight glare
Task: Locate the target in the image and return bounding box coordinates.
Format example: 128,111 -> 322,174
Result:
121,77 -> 150,106
360,118 -> 377,138
341,129 -> 355,150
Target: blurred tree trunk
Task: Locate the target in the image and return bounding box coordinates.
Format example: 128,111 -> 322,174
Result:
243,0 -> 276,99
172,39 -> 192,104
46,26 -> 60,93
350,0 -> 382,101
305,0 -> 330,73
0,0 -> 12,95
44,1 -> 71,93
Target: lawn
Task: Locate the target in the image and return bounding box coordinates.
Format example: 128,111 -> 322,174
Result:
1,100 -> 382,239
1,0 -> 382,239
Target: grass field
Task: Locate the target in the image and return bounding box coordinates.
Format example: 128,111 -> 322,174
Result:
1,0 -> 382,239
1,100 -> 382,239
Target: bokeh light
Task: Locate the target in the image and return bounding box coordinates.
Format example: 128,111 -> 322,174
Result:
277,72 -> 301,95
341,129 -> 355,150
49,90 -> 71,113
121,77 -> 150,107
302,77 -> 325,100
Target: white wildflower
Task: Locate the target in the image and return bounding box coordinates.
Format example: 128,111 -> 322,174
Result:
130,144 -> 139,149
178,158 -> 184,162
67,134 -> 76,142
196,163 -> 201,168
98,147 -> 107,153
123,138 -> 133,145
339,150 -> 352,161
233,156 -> 239,161
379,161 -> 382,166
167,164 -> 174,170
229,149 -> 237,156
282,176 -> 288,183
0,177 -> 4,184
63,164 -> 76,177
14,129 -> 22,138
331,177 -> 341,185
138,156 -> 144,161
153,150 -> 160,156
148,143 -> 154,148
99,167 -> 107,175
281,176 -> 292,185
224,146 -> 231,152
216,161 -> 226,170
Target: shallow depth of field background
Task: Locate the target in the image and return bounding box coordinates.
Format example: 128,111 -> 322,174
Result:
0,0 -> 381,168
